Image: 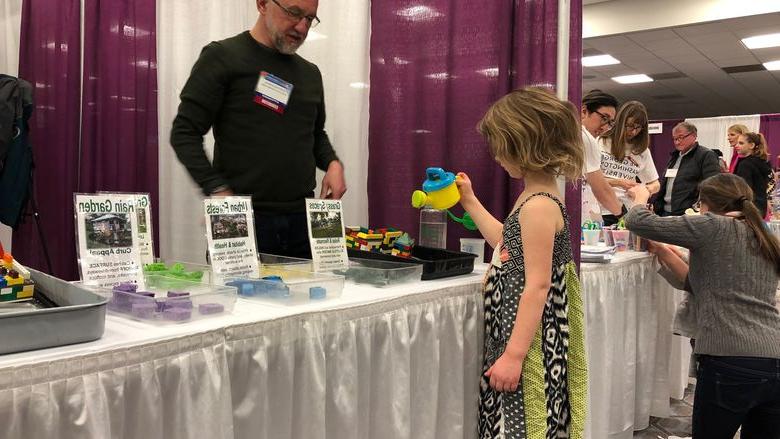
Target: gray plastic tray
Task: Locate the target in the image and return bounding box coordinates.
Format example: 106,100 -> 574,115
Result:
0,268 -> 107,355
334,258 -> 423,287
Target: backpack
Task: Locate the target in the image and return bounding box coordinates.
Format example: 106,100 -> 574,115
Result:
0,74 -> 34,228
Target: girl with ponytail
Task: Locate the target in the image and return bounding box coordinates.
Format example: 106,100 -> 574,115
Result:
733,132 -> 772,216
625,174 -> 780,439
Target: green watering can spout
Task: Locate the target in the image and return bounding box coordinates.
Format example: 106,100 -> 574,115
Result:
447,210 -> 478,231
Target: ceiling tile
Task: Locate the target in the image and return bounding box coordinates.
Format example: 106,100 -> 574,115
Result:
675,22 -> 727,37
586,35 -> 644,54
695,42 -> 753,59
681,32 -> 736,46
583,12 -> 780,120
664,53 -> 710,65
730,20 -> 780,38
714,56 -> 762,68
627,29 -> 678,44
753,47 -> 780,62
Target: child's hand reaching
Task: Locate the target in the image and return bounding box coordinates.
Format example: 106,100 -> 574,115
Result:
456,172 -> 477,208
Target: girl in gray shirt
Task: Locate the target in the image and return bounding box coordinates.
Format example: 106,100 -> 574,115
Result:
626,173 -> 780,439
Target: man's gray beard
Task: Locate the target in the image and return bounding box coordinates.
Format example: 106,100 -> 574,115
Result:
274,34 -> 302,55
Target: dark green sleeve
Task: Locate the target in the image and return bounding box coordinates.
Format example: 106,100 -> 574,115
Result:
312,66 -> 339,171
170,43 -> 230,195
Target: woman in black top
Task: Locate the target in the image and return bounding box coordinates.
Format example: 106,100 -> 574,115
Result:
733,132 -> 772,216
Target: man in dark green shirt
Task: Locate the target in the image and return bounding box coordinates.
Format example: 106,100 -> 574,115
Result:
171,0 -> 345,258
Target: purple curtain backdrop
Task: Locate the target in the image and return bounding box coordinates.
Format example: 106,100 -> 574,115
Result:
368,0 -> 582,264
13,0 -> 82,280
80,0 -> 160,256
648,119 -> 684,178
760,114 -> 780,169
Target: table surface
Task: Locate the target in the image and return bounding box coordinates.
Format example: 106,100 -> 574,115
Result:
0,254 -> 687,439
0,253 -> 656,367
0,269 -> 487,369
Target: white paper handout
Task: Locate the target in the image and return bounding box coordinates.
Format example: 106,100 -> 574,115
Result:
75,193 -> 144,288
99,192 -> 155,265
305,199 -> 349,272
204,196 -> 259,283
134,194 -> 155,265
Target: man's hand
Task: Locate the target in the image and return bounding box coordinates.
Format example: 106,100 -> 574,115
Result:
211,187 -> 234,197
320,160 -> 347,199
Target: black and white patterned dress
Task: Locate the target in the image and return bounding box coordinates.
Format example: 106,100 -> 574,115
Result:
478,193 -> 587,439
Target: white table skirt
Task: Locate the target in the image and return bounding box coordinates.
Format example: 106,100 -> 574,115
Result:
0,274 -> 485,439
582,252 -> 691,439
0,255 -> 689,439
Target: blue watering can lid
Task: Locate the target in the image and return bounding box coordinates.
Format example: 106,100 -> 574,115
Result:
422,167 -> 456,192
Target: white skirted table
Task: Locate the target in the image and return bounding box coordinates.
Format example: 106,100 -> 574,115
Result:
581,251 -> 692,439
0,274 -> 484,439
0,254 -> 689,439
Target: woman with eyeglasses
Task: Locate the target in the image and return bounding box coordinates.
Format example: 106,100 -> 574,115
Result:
733,132 -> 772,217
726,124 -> 749,173
580,90 -> 627,224
626,175 -> 780,439
597,101 -> 660,226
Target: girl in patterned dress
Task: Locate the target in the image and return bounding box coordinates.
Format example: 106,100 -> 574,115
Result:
456,87 -> 588,439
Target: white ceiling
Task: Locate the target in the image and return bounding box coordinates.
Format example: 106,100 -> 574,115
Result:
582,12 -> 780,119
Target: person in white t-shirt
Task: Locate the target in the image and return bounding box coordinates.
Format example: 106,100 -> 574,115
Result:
580,90 -> 625,223
598,101 -> 660,225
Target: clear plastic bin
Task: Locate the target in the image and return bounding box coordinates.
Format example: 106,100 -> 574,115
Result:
142,260 -> 212,285
226,270 -> 344,306
333,258 -> 422,287
258,253 -> 313,277
78,274 -> 236,324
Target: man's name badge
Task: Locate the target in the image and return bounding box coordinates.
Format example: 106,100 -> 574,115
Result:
254,71 -> 293,114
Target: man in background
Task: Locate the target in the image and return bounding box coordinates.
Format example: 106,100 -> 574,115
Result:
171,0 -> 346,258
654,122 -> 720,216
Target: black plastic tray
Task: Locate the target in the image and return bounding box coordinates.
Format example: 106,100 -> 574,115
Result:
347,246 -> 477,280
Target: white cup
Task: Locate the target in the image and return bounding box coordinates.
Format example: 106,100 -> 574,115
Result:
582,229 -> 600,246
460,238 -> 486,261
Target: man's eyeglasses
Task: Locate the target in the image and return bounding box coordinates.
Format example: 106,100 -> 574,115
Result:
271,0 -> 320,28
673,132 -> 693,143
593,110 -> 615,128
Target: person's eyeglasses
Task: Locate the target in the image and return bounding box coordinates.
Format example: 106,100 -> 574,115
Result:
593,110 -> 615,128
271,0 -> 320,28
692,199 -> 701,212
673,132 -> 693,143
625,123 -> 642,132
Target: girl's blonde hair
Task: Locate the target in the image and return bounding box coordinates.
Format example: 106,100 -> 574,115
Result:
478,87 -> 584,181
728,124 -> 749,136
741,132 -> 769,161
601,101 -> 649,161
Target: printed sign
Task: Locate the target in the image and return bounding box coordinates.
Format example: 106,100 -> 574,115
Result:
648,122 -> 663,134
75,193 -> 144,288
204,196 -> 259,283
305,199 -> 349,272
100,192 -> 155,265
134,194 -> 154,265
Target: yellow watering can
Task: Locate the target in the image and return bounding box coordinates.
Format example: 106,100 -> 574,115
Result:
411,167 -> 478,231
411,167 -> 461,210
